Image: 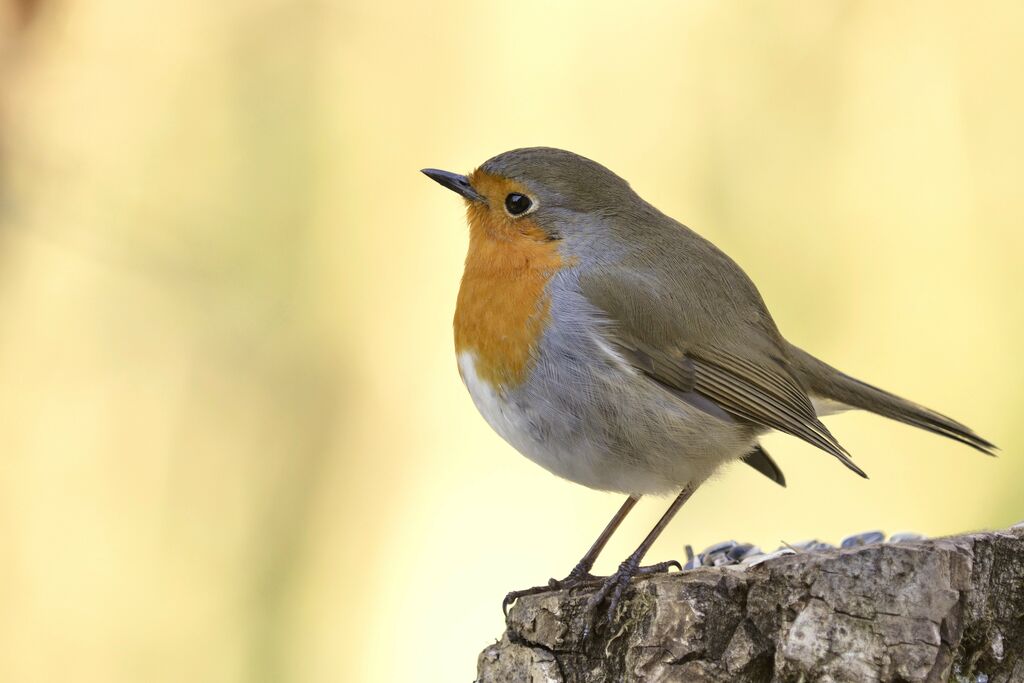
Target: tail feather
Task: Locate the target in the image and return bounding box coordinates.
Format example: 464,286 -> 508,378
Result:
742,444 -> 787,487
786,344 -> 996,456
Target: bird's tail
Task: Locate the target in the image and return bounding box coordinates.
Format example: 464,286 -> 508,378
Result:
786,343 -> 996,455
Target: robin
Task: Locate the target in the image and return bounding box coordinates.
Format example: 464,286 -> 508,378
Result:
421,147 -> 995,626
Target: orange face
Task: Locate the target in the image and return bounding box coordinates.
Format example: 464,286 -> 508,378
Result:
453,170 -> 566,391
464,170 -> 550,242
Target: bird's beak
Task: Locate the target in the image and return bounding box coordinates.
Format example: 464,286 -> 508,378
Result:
421,168 -> 486,203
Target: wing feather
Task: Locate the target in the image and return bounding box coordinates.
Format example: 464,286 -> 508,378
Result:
580,262 -> 867,477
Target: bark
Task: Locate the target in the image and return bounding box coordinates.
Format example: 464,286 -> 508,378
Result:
477,525 -> 1024,683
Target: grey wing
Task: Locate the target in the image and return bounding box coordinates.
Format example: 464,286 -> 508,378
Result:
690,346 -> 865,477
581,265 -> 867,478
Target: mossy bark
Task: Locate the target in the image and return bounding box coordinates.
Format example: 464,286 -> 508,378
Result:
477,526 -> 1024,682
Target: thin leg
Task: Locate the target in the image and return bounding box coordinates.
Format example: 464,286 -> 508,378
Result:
585,484 -> 698,631
561,495 -> 639,581
504,495 -> 663,615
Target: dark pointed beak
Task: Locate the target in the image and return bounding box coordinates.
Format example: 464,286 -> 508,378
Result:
421,168 -> 486,203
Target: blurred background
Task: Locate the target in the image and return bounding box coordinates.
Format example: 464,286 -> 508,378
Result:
0,1 -> 1021,681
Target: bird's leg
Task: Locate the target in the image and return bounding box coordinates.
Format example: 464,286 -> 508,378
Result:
502,495 -> 640,615
556,495 -> 640,585
584,484 -> 698,633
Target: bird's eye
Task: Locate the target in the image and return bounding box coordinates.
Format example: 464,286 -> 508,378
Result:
504,193 -> 532,216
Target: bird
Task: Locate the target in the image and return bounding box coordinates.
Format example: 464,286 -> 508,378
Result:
421,147 -> 995,626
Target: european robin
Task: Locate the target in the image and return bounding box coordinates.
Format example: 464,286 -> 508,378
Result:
422,147 -> 994,625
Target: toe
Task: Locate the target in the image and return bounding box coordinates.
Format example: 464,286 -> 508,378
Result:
583,560 -> 641,629
502,583 -> 557,616
607,576 -> 628,616
635,559 -> 681,575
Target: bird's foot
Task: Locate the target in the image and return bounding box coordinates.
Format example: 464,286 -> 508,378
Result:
503,557 -> 679,620
502,561 -> 602,616
582,558 -> 681,638
554,560 -> 601,588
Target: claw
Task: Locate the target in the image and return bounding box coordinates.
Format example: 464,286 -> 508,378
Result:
502,585 -> 548,617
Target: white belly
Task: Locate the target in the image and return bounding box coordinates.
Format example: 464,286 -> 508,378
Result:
456,350 -> 741,495
458,350 -> 620,489
457,351 -> 540,458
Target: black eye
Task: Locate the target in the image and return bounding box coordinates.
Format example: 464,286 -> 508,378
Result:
504,193 -> 532,216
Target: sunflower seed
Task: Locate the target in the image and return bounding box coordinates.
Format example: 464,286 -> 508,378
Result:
840,530 -> 885,548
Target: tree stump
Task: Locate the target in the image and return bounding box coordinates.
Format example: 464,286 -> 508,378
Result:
477,526 -> 1024,682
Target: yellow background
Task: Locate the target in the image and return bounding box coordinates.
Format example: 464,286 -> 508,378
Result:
0,2 -> 1021,681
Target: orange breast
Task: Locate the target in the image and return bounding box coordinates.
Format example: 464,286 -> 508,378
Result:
454,176 -> 565,391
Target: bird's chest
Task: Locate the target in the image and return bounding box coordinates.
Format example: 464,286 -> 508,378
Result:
453,232 -> 563,391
